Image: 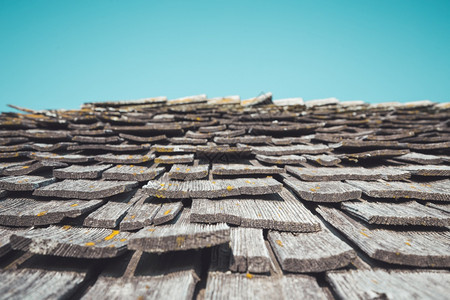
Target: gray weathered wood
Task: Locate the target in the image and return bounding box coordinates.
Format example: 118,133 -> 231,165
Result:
346,179 -> 450,201
229,228 -> 271,273
128,208 -> 230,253
120,202 -> 161,231
152,202 -> 183,225
84,202 -> 132,228
286,166 -> 410,181
342,201 -> 450,226
212,164 -> 284,175
154,154 -> 195,164
33,179 -> 138,199
168,164 -> 209,180
204,272 -> 328,300
0,197 -> 103,226
119,133 -> 167,143
102,165 -> 165,181
251,144 -> 330,155
169,137 -> 208,144
2,160 -> 68,176
151,144 -> 197,153
268,226 -> 356,273
342,149 -> 410,160
255,154 -> 307,165
284,176 -> 362,202
199,124 -> 226,133
0,227 -> 28,257
68,143 -> 150,152
0,175 -> 55,191
406,141 -> 450,150
11,226 -> 131,258
95,152 -> 155,164
0,269 -> 85,300
303,154 -> 341,166
317,206 -> 450,267
30,151 -> 94,163
326,269 -> 450,300
426,202 -> 450,214
72,135 -> 123,144
214,135 -> 270,144
396,165 -> 450,176
54,164 -> 113,179
395,152 -> 443,164
191,188 -> 321,232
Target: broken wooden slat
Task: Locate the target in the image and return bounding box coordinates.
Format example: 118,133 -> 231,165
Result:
2,161 -> 68,176
326,269 -> 450,300
286,166 -> 410,181
94,152 -> 155,164
11,226 -> 131,258
303,154 -> 341,166
120,202 -> 161,231
128,208 -> 230,253
54,164 -> 113,179
255,154 -> 306,165
152,202 -> 183,225
346,179 -> 450,201
0,198 -> 103,226
396,165 -> 450,176
251,144 -> 330,155
204,272 -> 328,300
154,154 -> 195,164
212,164 -> 284,176
268,226 -> 356,273
395,152 -> 443,165
0,175 -> 55,191
102,165 -> 165,181
168,164 -> 209,180
0,227 -> 28,257
317,206 -> 450,267
84,202 -> 132,228
0,269 -> 86,300
33,179 -> 138,199
284,176 -> 362,202
191,188 -> 321,232
341,201 -> 450,226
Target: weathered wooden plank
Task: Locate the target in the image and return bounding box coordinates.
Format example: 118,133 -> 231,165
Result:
118,133 -> 167,143
22,129 -> 71,140
341,201 -> 450,226
0,269 -> 85,300
95,152 -> 155,164
255,154 -> 306,165
102,165 -> 165,181
346,179 -> 450,201
68,143 -> 150,152
128,209 -> 230,253
11,226 -> 131,258
196,146 -> 253,158
151,144 -> 197,153
30,152 -> 94,163
251,144 -> 330,155
33,179 -> 138,199
396,165 -> 450,176
317,206 -> 450,267
30,142 -> 76,151
406,141 -> 450,150
199,124 -> 226,133
204,272 -> 328,300
395,152 -> 443,164
152,202 -> 183,225
81,271 -> 198,300
229,228 -> 271,273
143,178 -> 282,199
2,160 -> 68,176
169,137 -> 207,144
54,164 -> 113,179
268,226 -> 356,273
0,198 -> 103,226
286,166 -> 410,181
120,202 -> 161,231
212,164 -> 284,175
154,154 -> 195,164
168,164 -> 209,180
84,202 -> 132,228
426,202 -> 450,214
191,188 -> 321,232
185,130 -> 212,139
0,175 -> 55,191
326,269 -> 450,300
342,149 -> 410,160
303,154 -> 341,166
72,135 -> 123,144
0,227 -> 28,257
214,135 -> 270,144
284,176 -> 362,202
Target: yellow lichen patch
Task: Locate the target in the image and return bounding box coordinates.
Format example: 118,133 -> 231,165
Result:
141,156 -> 149,162
89,185 -> 94,188
104,230 -> 120,241
360,230 -> 370,237
246,272 -> 253,279
128,155 -> 133,159
148,228 -> 156,232
276,239 -> 283,247
120,238 -> 127,242
70,203 -> 79,207
405,241 -> 411,246
85,242 -> 95,246
176,167 -> 180,171
156,147 -> 173,152
186,168 -> 191,172
37,211 -> 47,217
176,236 -> 185,248
163,209 -> 172,215
116,165 -> 122,168
154,158 -> 162,164
226,185 -> 233,191
131,215 -> 136,219
310,188 -> 316,192
62,225 -> 72,230
22,165 -> 30,169
130,165 -> 134,167
108,244 -> 116,248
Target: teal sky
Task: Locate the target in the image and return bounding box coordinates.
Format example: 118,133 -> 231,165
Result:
0,0 -> 449,111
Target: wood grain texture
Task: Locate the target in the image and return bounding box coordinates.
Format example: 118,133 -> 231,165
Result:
119,133 -> 167,143
168,164 -> 209,180
317,206 -> 450,267
395,152 -> 443,164
120,202 -> 161,231
30,152 -> 94,163
0,175 -> 55,191
229,228 -> 271,273
94,152 -> 155,164
0,227 -> 28,257
191,188 -> 321,232
152,202 -> 183,225
2,160 -> 68,176
33,179 -> 138,199
286,166 -> 410,181
343,149 -> 410,160
303,154 -> 341,166
214,135 -> 271,144
426,202 -> 450,214
68,143 -> 150,152
54,164 -> 113,179
255,154 -> 307,165
102,165 -> 165,181
396,165 -> 450,176
204,272 -> 328,300
0,269 -> 85,300
326,269 -> 450,300
268,226 -> 356,273
83,202 -> 131,228
212,164 -> 284,175
346,179 -> 450,201
154,154 -> 195,164
11,225 -> 131,258
251,144 -> 330,155
342,201 -> 450,226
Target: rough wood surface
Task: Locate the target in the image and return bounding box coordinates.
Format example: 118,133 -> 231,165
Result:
151,144 -> 197,153
284,176 -> 362,202
268,226 -> 356,273
255,154 -> 306,165
152,202 -> 183,225
81,270 -> 198,300
191,188 -> 321,232
154,154 -> 195,164
68,143 -> 150,152
0,175 -> 55,191
11,226 -> 131,258
426,202 -> 450,214
168,164 -> 209,180
406,141 -> 450,150
102,165 -> 165,181
212,164 -> 284,175
94,152 -> 155,164
118,133 -> 167,143
2,161 -> 68,176
286,166 -> 410,181
395,152 -> 443,164
120,202 -> 161,231
396,165 -> 450,176
30,152 -> 94,163
84,202 -> 132,228
143,177 -> 282,199
0,227 -> 28,257
343,149 -> 410,160
303,154 -> 341,166
0,198 -> 103,226
342,201 -> 450,226
346,179 -> 450,201
0,269 -> 85,300
128,209 -> 230,253
214,135 -> 271,144
251,144 -> 330,155
317,206 -> 450,267
54,164 -> 113,179
326,269 -> 450,300
229,228 -> 271,273
169,137 -> 208,144
72,135 -> 123,144
33,179 -> 138,199
204,272 -> 328,300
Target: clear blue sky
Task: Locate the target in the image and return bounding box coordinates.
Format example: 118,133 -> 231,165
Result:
0,0 -> 449,111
